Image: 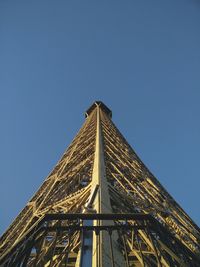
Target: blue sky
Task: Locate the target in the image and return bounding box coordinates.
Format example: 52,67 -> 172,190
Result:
0,0 -> 200,234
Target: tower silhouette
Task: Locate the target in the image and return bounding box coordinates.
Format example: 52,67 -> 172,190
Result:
0,101 -> 199,266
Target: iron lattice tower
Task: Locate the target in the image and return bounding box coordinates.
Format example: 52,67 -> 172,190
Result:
0,101 -> 199,267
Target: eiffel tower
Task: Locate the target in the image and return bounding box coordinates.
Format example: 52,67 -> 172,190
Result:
0,101 -> 199,267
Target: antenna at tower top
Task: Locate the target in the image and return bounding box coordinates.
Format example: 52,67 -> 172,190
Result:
85,101 -> 112,118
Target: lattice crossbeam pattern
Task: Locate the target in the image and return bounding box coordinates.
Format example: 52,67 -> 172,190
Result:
1,214 -> 199,267
0,101 -> 199,267
100,110 -> 200,253
0,108 -> 97,259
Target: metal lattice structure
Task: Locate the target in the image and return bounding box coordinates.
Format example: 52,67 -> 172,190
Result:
0,101 -> 199,267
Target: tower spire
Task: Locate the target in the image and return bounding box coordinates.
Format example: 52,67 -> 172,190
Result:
85,101 -> 112,118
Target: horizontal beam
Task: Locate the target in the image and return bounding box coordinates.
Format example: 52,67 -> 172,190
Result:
45,225 -> 146,232
44,213 -> 152,221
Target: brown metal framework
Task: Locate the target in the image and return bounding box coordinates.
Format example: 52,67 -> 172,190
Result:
0,101 -> 199,266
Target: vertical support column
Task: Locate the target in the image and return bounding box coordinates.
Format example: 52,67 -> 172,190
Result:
91,104 -> 126,267
79,220 -> 93,267
76,185 -> 99,267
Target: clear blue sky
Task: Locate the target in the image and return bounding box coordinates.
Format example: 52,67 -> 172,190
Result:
0,0 -> 200,234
